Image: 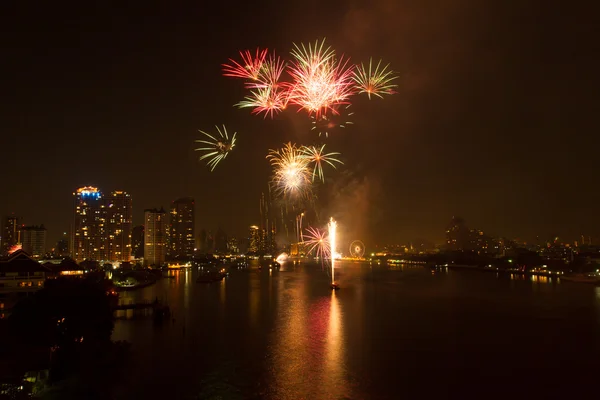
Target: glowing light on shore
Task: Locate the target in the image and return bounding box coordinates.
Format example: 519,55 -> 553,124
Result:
328,217 -> 337,284
276,252 -> 289,263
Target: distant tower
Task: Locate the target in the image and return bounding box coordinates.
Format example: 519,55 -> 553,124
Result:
169,197 -> 195,259
2,215 -> 22,256
21,225 -> 47,258
55,232 -> 69,257
215,228 -> 228,253
72,187 -> 107,262
144,208 -> 168,266
106,191 -> 133,262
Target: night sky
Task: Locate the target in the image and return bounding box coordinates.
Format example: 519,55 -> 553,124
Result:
1,1 -> 598,248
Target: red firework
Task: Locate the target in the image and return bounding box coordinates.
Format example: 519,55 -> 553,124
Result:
222,48 -> 268,82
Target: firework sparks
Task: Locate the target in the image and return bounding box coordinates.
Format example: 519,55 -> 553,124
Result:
250,51 -> 287,89
194,125 -> 237,171
222,48 -> 268,82
300,144 -> 343,183
353,58 -> 398,99
267,142 -> 312,197
287,39 -> 356,116
303,226 -> 330,260
236,86 -> 288,118
311,104 -> 353,137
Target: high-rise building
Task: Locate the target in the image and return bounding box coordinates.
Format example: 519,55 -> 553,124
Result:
1,215 -> 22,256
144,208 -> 168,266
248,225 -> 260,253
106,191 -> 132,262
21,225 -> 47,258
72,187 -> 107,262
169,197 -> 195,259
131,225 -> 144,259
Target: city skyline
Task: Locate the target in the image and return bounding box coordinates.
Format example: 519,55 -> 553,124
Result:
1,2 -> 598,247
2,186 -> 600,253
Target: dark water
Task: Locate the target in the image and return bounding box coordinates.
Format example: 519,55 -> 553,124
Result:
112,262 -> 600,399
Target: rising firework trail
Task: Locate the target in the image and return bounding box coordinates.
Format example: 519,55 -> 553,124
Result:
300,144 -> 343,183
194,125 -> 237,171
329,217 -> 339,289
353,58 -> 398,99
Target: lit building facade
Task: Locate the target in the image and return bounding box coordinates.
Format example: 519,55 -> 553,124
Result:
21,225 -> 47,258
248,225 -> 260,253
1,215 -> 22,256
144,208 -> 168,266
72,187 -> 107,263
169,197 -> 195,259
106,191 -> 132,262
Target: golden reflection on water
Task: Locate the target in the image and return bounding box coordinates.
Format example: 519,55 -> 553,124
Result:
269,269 -> 348,399
322,291 -> 345,399
219,277 -> 227,306
270,270 -> 310,398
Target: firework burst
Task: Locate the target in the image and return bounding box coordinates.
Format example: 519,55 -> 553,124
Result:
287,39 -> 355,116
194,125 -> 237,171
300,144 -> 343,183
303,226 -> 330,260
353,58 -> 398,99
267,143 -> 312,198
222,48 -> 268,82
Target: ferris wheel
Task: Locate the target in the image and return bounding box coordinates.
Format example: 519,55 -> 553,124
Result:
349,240 -> 365,258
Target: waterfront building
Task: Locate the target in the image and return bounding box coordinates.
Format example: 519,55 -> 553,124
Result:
0,250 -> 50,315
72,187 -> 107,263
106,191 -> 133,262
21,225 -> 47,258
168,197 -> 195,259
144,208 -> 168,266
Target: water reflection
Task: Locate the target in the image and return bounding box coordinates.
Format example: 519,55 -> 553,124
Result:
266,268 -> 348,400
110,262 -> 600,399
322,291 -> 346,399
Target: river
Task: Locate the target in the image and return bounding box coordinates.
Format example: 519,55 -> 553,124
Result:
111,261 -> 600,399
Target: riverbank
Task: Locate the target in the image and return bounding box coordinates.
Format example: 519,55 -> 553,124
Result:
437,263 -> 565,278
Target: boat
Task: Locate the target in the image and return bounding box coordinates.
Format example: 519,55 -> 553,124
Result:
560,274 -> 600,284
331,282 -> 340,290
196,269 -> 228,283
